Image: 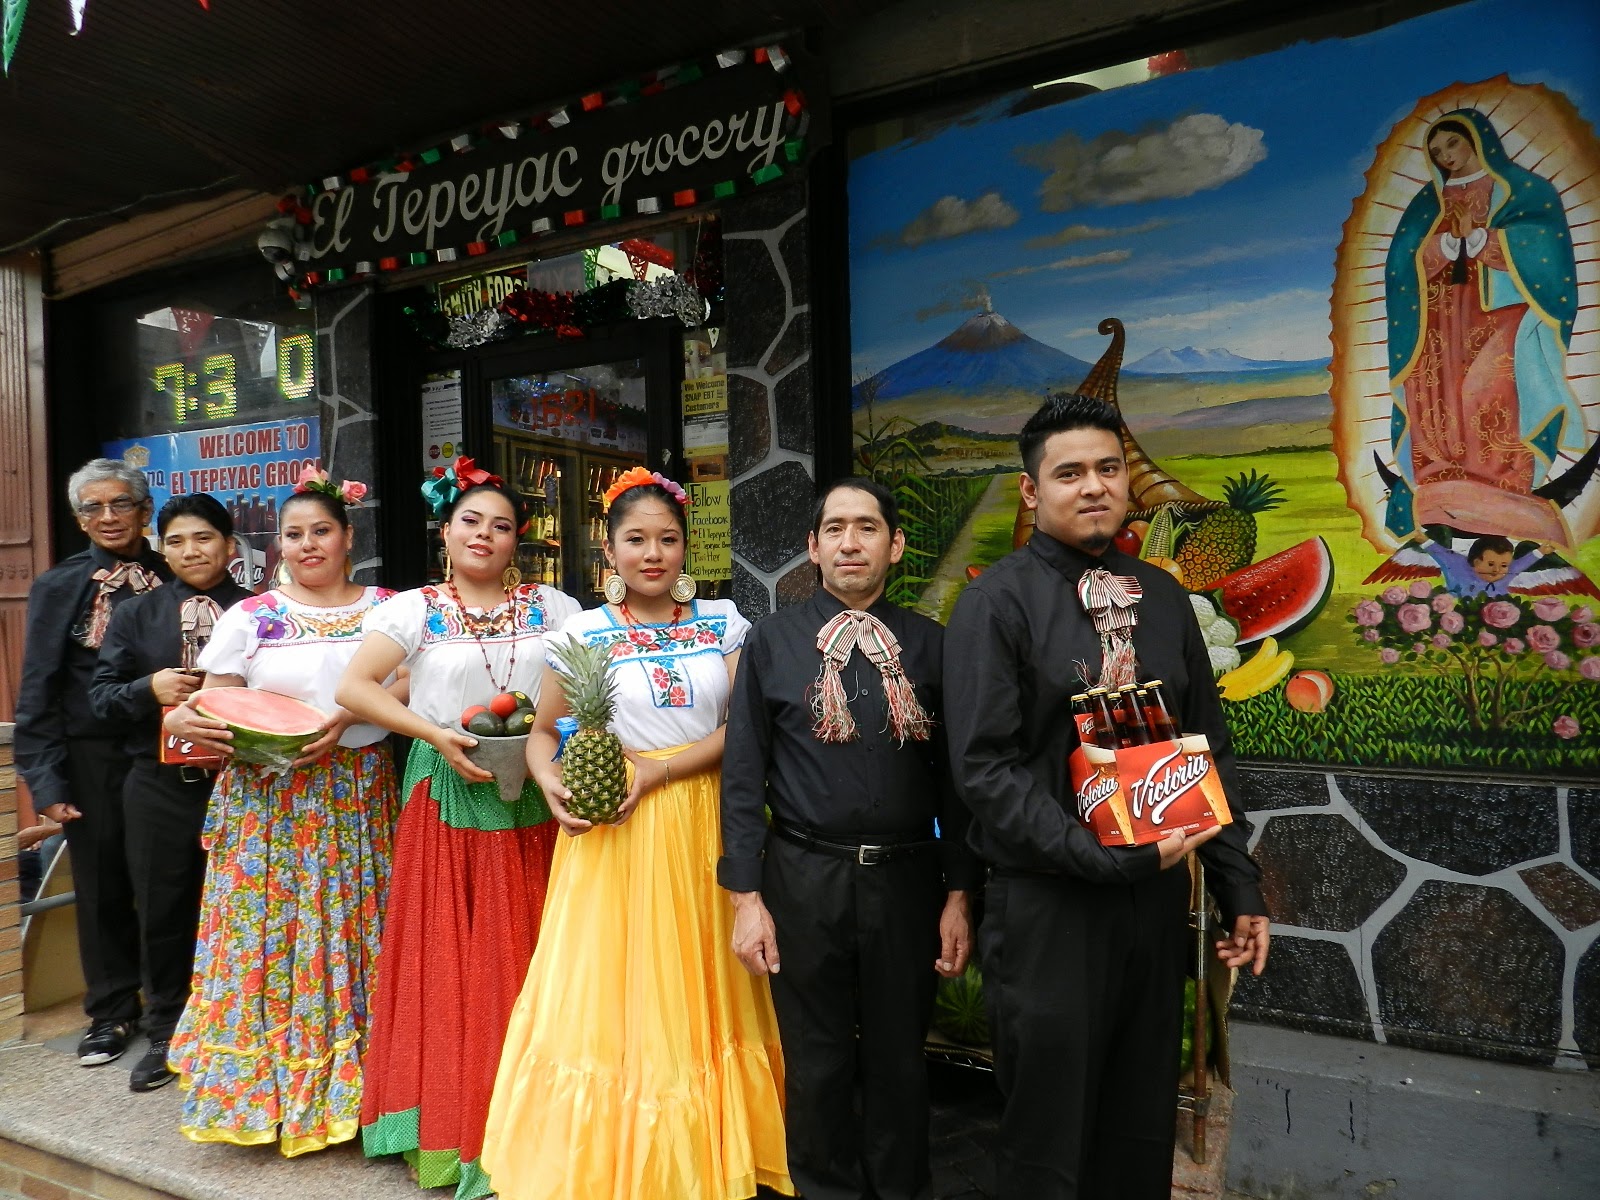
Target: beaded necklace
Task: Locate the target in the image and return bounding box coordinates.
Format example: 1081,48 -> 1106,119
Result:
619,600 -> 683,628
447,579 -> 518,693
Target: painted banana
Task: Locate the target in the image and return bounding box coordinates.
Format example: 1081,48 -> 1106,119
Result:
1217,638 -> 1294,701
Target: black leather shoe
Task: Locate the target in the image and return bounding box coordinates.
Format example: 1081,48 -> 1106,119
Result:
76,1020 -> 132,1066
129,1040 -> 176,1092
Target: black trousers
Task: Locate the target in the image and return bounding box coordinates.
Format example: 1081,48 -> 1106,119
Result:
122,758 -> 212,1041
60,737 -> 143,1024
981,867 -> 1190,1200
763,833 -> 945,1200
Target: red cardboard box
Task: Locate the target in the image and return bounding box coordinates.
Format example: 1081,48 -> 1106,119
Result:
1068,736 -> 1233,846
158,705 -> 225,770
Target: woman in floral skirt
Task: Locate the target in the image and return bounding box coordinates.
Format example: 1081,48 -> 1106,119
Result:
163,471 -> 398,1155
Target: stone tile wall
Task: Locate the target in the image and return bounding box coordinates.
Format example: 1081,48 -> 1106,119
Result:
1231,765 -> 1600,1067
722,184 -> 817,618
0,1139 -> 181,1200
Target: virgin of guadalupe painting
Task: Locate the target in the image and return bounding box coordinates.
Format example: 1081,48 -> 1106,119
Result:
1333,79 -> 1600,598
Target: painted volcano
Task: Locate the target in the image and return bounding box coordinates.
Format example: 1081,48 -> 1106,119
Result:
853,310 -> 1094,407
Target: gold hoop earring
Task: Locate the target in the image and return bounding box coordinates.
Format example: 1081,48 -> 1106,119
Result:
670,573 -> 697,604
502,565 -> 523,591
442,549 -> 453,583
603,574 -> 627,605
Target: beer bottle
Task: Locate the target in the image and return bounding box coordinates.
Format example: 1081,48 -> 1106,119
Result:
1117,686 -> 1152,746
1070,693 -> 1093,745
1140,680 -> 1182,741
1084,687 -> 1120,750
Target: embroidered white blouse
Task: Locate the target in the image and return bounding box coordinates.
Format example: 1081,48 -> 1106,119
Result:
363,583 -> 583,730
544,599 -> 751,752
200,586 -> 396,749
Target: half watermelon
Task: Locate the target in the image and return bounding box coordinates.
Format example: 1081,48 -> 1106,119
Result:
1210,537 -> 1335,649
194,687 -> 328,773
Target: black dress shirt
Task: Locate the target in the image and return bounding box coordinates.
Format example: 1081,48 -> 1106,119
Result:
90,576 -> 252,762
943,530 -> 1267,925
15,543 -> 171,810
720,587 -> 984,895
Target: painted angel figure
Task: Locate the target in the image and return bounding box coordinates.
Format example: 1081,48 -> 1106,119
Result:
1364,528 -> 1600,600
1378,108 -> 1591,548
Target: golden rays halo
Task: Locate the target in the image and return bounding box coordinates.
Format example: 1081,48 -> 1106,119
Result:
1331,75 -> 1600,550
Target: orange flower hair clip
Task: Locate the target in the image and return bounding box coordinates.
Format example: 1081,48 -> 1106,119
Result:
603,466 -> 690,511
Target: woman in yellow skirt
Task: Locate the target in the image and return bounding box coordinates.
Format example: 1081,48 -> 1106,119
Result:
482,469 -> 792,1200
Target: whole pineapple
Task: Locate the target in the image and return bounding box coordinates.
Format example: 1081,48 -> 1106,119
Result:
1173,470 -> 1285,589
552,638 -> 628,823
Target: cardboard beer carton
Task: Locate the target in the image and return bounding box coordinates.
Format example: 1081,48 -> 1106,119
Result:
159,705 -> 225,770
1068,735 -> 1233,846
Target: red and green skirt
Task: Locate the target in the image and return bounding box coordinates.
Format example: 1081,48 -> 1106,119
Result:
359,739 -> 558,1200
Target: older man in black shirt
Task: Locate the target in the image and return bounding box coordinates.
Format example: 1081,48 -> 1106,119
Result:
945,394 -> 1270,1200
15,458 -> 169,1068
91,493 -> 250,1091
721,477 -> 982,1200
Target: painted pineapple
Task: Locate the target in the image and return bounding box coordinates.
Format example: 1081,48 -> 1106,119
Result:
1173,470 -> 1285,589
552,638 -> 628,823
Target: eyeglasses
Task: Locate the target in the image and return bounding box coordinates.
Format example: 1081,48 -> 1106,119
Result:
76,498 -> 141,519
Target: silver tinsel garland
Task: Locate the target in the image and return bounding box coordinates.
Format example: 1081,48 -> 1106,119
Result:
444,308 -> 514,349
626,274 -> 709,327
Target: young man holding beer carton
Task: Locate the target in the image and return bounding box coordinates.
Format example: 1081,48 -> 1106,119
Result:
944,392 -> 1270,1200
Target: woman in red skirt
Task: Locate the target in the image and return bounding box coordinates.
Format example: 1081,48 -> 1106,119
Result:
338,463 -> 580,1199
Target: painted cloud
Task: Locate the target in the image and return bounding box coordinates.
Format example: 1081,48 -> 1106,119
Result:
1019,113 -> 1267,209
896,192 -> 1019,246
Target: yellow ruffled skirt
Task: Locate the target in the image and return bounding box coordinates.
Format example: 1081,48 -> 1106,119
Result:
481,748 -> 794,1200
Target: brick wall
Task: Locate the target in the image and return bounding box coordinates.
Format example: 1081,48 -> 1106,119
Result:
0,1139 -> 182,1200
0,723 -> 20,1046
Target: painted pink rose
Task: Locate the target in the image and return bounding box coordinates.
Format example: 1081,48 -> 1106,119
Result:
1553,715 -> 1580,740
1409,579 -> 1433,599
1354,599 -> 1385,627
1397,603 -> 1432,634
1572,606 -> 1595,624
1439,612 -> 1465,634
1381,586 -> 1408,606
1572,622 -> 1600,649
1431,632 -> 1453,649
1413,642 -> 1427,654
1363,628 -> 1381,643
1478,630 -> 1498,648
1431,593 -> 1458,613
1544,651 -> 1571,671
1580,656 -> 1600,681
1481,600 -> 1521,629
1526,624 -> 1561,654
1379,647 -> 1400,664
1532,597 -> 1570,622
1504,638 -> 1526,655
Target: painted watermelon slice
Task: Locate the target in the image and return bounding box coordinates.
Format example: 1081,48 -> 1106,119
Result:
1211,537 -> 1335,648
195,687 -> 328,773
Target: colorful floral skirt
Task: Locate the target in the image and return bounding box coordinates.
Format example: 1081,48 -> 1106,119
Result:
360,740 -> 558,1200
169,741 -> 398,1157
481,748 -> 794,1200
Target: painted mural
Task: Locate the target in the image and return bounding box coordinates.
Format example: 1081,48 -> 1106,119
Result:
848,0 -> 1600,775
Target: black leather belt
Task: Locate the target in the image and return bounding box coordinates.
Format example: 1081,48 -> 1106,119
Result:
177,765 -> 218,785
771,819 -> 938,866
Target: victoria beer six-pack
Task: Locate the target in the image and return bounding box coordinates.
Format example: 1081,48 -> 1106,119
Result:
1067,682 -> 1232,846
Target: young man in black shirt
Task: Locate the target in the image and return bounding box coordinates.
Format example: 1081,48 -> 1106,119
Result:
90,493 -> 250,1091
944,394 -> 1270,1200
15,458 -> 169,1068
721,477 -> 982,1200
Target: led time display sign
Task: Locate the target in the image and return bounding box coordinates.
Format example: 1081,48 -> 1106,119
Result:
154,331 -> 316,425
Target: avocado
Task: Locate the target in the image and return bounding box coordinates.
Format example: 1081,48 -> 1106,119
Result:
503,708 -> 536,736
466,711 -> 505,737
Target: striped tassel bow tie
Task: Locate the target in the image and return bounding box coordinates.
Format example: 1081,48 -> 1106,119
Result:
810,608 -> 932,745
1077,568 -> 1143,691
